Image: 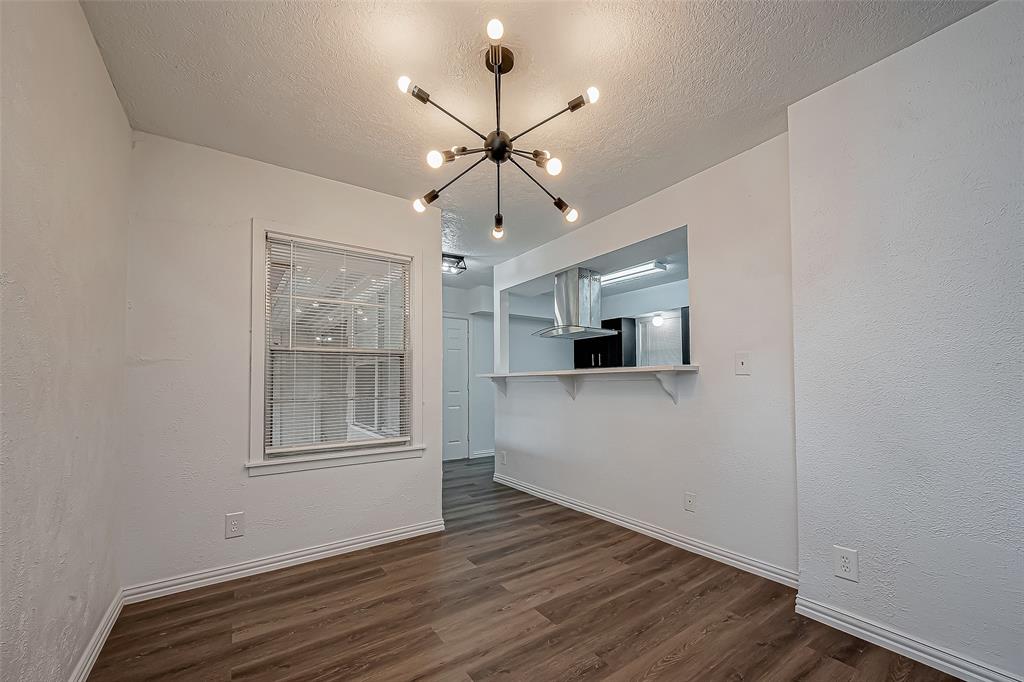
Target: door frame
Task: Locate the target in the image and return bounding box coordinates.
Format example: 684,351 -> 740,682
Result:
442,314 -> 472,460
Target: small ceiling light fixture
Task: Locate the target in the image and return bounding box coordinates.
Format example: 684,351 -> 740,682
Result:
600,260 -> 667,286
398,19 -> 600,240
441,253 -> 468,275
651,314 -> 665,327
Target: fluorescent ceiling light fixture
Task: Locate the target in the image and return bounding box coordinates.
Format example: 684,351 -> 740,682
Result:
600,260 -> 667,285
441,253 -> 467,275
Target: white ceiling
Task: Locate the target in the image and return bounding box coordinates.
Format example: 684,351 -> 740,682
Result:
82,1 -> 985,289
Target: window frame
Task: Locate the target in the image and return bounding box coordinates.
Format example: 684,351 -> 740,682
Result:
247,219 -> 425,476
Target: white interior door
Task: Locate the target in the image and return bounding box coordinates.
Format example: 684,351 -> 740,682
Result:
442,317 -> 470,460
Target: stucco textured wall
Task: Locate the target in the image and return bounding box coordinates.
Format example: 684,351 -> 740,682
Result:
121,133 -> 443,588
788,2 -> 1023,676
493,134 -> 797,579
0,2 -> 132,679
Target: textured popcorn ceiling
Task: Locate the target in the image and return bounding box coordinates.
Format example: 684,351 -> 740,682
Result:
82,0 -> 985,287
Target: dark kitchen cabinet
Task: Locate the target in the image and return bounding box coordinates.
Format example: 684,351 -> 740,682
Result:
573,318 -> 636,369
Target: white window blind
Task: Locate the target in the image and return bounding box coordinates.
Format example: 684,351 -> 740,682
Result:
264,234 -> 411,458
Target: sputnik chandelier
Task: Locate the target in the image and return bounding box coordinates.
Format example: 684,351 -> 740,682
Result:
399,18 -> 600,240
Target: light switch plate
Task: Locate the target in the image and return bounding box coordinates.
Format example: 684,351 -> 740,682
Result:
684,492 -> 696,512
735,352 -> 752,376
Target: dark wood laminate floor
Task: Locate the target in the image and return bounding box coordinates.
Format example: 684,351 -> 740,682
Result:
91,458 -> 954,681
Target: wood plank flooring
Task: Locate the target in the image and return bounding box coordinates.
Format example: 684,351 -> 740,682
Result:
90,457 -> 954,681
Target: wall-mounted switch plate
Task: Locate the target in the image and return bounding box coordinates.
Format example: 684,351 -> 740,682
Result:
225,512 -> 245,539
500,451 -> 507,465
833,545 -> 859,582
735,352 -> 752,376
684,492 -> 696,512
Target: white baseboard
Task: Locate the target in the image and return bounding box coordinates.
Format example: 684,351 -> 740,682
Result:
493,473 -> 798,588
122,518 -> 445,604
68,588 -> 124,682
470,449 -> 496,459
795,596 -> 1021,682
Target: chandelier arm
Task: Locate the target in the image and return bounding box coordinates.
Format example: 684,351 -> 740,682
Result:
495,63 -> 502,133
427,100 -> 486,140
497,162 -> 501,216
509,157 -> 557,202
438,155 -> 488,193
509,106 -> 571,143
510,150 -> 535,160
454,147 -> 486,157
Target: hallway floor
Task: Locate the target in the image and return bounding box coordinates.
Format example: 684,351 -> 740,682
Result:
90,457 -> 953,681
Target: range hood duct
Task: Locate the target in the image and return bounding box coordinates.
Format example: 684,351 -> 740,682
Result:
533,267 -> 618,340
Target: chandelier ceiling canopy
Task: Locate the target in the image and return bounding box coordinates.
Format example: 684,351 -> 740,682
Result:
398,18 -> 600,241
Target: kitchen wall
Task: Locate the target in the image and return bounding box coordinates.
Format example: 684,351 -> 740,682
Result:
602,279 -> 689,319
492,133 -> 797,584
0,2 -> 132,680
122,132 -> 443,588
508,317 -> 574,372
788,2 -> 1023,678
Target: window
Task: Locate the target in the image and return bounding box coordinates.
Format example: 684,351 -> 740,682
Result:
250,227 -> 416,472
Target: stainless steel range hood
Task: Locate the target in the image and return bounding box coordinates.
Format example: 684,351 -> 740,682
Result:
532,267 -> 619,340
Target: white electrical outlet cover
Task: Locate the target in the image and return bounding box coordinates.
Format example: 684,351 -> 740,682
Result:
833,545 -> 859,582
684,492 -> 696,512
735,352 -> 752,376
225,511 -> 245,539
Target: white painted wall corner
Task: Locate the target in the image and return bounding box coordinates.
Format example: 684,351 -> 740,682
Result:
68,519 -> 444,681
494,473 -> 798,588
795,597 -> 1022,682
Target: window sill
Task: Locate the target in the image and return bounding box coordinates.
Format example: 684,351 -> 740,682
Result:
246,444 -> 426,477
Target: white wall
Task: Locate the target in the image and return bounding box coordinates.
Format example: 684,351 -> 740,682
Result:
508,317 -> 574,372
122,132 -> 443,587
492,134 -> 797,583
443,285 -> 570,456
602,279 -> 689,319
469,314 -> 496,455
788,3 -> 1023,678
0,2 -> 131,679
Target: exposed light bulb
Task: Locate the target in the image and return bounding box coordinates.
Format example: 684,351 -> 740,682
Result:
545,157 -> 563,176
413,198 -> 426,213
397,75 -> 411,93
492,226 -> 505,240
652,314 -> 665,327
565,208 -> 579,223
585,86 -> 600,104
486,18 -> 504,42
426,150 -> 444,169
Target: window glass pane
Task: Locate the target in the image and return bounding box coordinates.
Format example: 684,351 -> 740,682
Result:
264,235 -> 411,457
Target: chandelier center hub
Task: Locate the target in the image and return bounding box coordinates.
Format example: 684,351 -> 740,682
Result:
485,130 -> 512,164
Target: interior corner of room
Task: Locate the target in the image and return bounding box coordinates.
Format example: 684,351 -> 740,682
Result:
3,2 -> 1022,682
